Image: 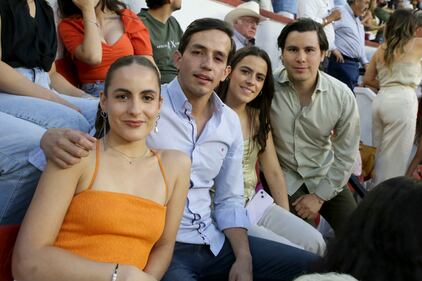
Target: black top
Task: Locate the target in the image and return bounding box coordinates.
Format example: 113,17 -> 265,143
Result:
0,0 -> 57,71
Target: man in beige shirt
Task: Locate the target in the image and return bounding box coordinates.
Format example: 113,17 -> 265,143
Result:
271,18 -> 360,234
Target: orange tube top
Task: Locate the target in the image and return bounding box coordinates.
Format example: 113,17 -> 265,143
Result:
54,142 -> 168,269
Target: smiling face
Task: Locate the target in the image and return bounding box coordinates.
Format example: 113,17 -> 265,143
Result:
100,63 -> 161,143
226,55 -> 267,107
281,31 -> 325,89
233,16 -> 260,40
174,29 -> 232,102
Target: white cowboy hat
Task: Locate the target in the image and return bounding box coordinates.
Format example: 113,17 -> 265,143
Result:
224,1 -> 266,25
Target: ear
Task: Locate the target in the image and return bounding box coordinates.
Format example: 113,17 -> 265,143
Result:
99,91 -> 107,113
320,50 -> 326,63
221,65 -> 232,82
173,50 -> 183,70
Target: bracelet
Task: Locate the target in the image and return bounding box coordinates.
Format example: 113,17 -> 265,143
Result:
84,18 -> 100,28
323,17 -> 328,25
111,264 -> 119,281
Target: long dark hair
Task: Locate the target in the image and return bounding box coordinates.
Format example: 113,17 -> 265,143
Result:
58,0 -> 127,18
217,47 -> 274,154
94,55 -> 161,138
321,176 -> 422,281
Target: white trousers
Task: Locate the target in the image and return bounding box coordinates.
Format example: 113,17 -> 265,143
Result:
248,204 -> 326,256
372,86 -> 418,185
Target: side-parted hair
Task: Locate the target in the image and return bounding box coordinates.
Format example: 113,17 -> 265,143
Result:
58,0 -> 126,18
94,56 -> 161,138
217,47 -> 274,154
146,0 -> 168,9
322,176 -> 422,281
277,18 -> 329,52
384,9 -> 417,69
178,18 -> 236,65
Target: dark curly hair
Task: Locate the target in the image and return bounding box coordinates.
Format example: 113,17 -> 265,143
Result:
217,47 -> 274,154
321,176 -> 422,281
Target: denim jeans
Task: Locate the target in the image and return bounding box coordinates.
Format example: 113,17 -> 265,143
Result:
326,56 -> 360,92
0,67 -> 98,132
0,67 -> 98,224
81,81 -> 105,98
162,236 -> 319,281
0,112 -> 44,224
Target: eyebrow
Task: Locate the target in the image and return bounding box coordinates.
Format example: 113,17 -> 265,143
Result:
112,88 -> 158,95
190,43 -> 228,59
239,65 -> 266,77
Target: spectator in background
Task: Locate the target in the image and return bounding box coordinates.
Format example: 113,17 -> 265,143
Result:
272,0 -> 297,19
58,0 -> 154,97
0,0 -> 98,224
327,0 -> 370,91
271,19 -> 360,235
139,0 -> 184,84
224,1 -> 265,50
297,0 -> 342,69
363,9 -> 422,184
374,0 -> 393,23
322,177 -> 422,281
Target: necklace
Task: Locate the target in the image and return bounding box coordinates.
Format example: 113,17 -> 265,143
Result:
107,144 -> 150,165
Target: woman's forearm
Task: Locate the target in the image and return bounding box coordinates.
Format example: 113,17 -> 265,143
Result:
0,61 -> 56,100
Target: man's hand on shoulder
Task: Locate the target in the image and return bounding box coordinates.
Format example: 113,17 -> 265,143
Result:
40,128 -> 96,169
293,193 -> 324,220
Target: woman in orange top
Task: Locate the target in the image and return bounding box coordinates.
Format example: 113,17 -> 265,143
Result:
58,0 -> 154,97
12,55 -> 190,281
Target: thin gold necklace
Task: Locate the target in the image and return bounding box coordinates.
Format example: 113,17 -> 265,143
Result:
106,140 -> 150,165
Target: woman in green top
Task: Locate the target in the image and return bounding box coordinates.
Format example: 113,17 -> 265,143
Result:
217,47 -> 326,256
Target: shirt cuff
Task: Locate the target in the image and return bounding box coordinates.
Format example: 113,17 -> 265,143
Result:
314,178 -> 343,201
214,207 -> 250,231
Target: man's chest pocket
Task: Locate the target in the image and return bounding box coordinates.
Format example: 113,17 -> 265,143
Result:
192,142 -> 229,180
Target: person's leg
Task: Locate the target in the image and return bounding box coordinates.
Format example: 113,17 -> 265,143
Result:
373,89 -> 418,184
248,223 -> 305,250
58,93 -> 98,127
0,93 -> 92,132
161,242 -> 208,281
0,112 -> 44,224
203,237 -> 319,281
257,204 -> 326,256
319,186 -> 357,234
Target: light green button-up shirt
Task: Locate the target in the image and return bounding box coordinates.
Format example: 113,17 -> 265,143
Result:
271,68 -> 360,201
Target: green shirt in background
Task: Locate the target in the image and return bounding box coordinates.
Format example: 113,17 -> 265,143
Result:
138,9 -> 183,84
270,68 -> 360,201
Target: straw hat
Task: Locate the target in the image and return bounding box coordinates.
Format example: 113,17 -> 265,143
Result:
224,1 -> 266,25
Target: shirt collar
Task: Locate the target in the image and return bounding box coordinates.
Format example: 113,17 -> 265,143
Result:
275,68 -> 328,95
233,29 -> 252,47
165,77 -> 224,116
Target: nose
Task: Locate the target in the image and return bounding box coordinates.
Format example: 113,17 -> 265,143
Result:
296,50 -> 306,63
200,54 -> 213,70
128,99 -> 143,115
245,74 -> 255,85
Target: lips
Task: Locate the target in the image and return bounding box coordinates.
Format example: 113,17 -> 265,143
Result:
293,67 -> 308,73
240,86 -> 254,95
124,120 -> 145,128
194,73 -> 213,84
